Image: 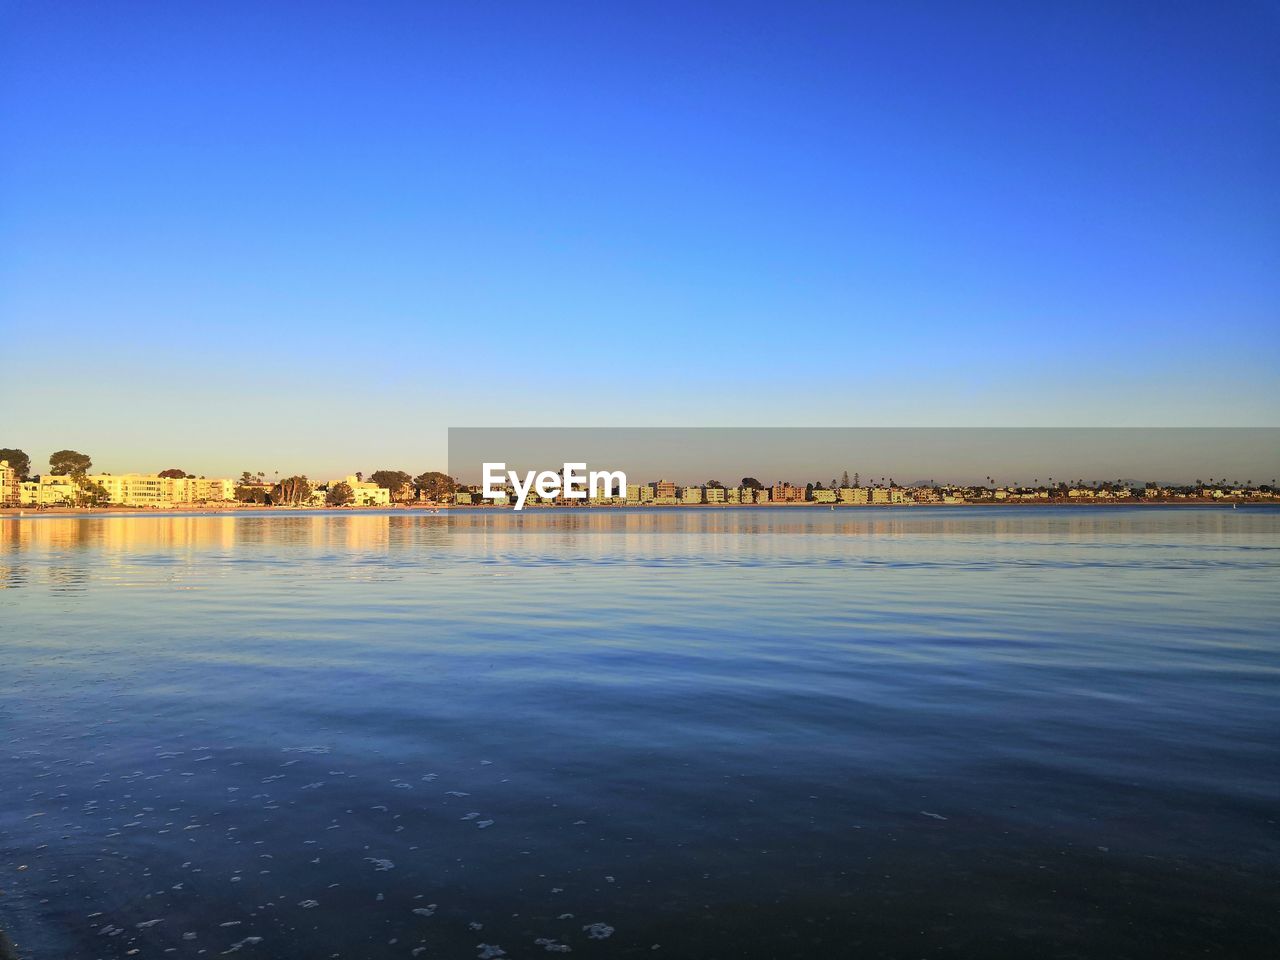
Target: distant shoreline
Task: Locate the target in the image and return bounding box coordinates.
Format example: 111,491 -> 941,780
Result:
0,499 -> 1271,519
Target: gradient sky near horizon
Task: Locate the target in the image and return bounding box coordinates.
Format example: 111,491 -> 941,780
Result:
2,2 -> 1277,479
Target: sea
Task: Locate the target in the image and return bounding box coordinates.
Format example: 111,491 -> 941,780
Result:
0,507 -> 1276,959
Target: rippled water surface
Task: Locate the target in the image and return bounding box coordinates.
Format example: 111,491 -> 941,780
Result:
1,507 -> 1277,959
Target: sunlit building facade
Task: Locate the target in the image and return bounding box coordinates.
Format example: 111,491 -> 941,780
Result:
0,460 -> 18,506
337,476 -> 392,506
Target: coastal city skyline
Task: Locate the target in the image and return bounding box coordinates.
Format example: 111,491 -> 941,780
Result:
5,445 -> 1278,511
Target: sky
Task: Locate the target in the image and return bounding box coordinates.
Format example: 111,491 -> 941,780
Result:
1,1 -> 1277,479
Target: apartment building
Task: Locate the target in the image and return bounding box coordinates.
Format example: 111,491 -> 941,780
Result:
19,476 -> 80,505
680,485 -> 703,505
92,474 -> 170,506
16,472 -> 234,507
179,477 -> 235,502
90,474 -> 235,506
811,488 -> 836,503
770,482 -> 805,502
0,460 -> 18,506
838,487 -> 868,504
705,486 -> 726,503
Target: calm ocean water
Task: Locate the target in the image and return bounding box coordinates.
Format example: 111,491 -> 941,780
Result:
0,507 -> 1277,959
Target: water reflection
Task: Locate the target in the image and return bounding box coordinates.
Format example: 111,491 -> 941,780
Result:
0,504 -> 1263,557
0,506 -> 1268,598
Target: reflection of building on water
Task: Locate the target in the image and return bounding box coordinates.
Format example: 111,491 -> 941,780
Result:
0,509 -> 1250,596
0,514 -> 414,555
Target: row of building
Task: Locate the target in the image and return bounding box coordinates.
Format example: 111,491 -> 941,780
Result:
4,460 -> 1272,509
463,482 -> 924,506
458,480 -> 1276,506
0,463 -> 396,508
1,467 -> 238,507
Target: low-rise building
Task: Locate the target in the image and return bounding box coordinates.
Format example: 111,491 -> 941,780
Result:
335,476 -> 392,506
839,487 -> 868,504
96,474 -> 168,506
178,477 -> 235,502
84,474 -> 234,506
681,485 -> 703,505
770,482 -> 805,502
812,488 -> 836,503
20,476 -> 80,506
705,486 -> 726,503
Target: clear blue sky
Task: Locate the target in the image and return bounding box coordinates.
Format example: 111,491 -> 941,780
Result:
1,1 -> 1276,478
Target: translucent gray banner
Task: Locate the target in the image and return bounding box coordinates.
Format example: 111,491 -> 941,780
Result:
445,428 -> 1279,508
